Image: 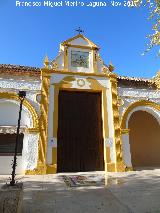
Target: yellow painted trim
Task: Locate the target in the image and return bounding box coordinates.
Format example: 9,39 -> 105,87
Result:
25,162 -> 47,175
52,148 -> 57,165
25,170 -> 37,175
120,101 -> 160,173
64,44 -> 98,50
121,129 -> 130,134
93,50 -> 98,73
61,34 -> 99,49
36,93 -> 41,104
37,68 -> 51,174
110,76 -> 125,172
153,71 -> 160,90
44,69 -> 109,78
121,100 -> 160,129
44,55 -> 49,69
125,167 -> 133,171
27,128 -> 39,133
64,46 -> 68,71
106,163 -> 116,172
46,164 -> 57,174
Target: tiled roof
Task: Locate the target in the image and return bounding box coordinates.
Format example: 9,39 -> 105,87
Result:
117,75 -> 156,89
0,64 -> 156,89
118,75 -> 151,82
0,64 -> 41,77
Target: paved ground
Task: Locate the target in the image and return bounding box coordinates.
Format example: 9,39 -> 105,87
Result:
0,170 -> 160,213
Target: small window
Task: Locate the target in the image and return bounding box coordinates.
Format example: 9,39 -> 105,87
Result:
0,133 -> 24,156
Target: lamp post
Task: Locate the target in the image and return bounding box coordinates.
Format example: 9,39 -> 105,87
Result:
10,91 -> 26,186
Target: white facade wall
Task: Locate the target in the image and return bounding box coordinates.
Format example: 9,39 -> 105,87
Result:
118,86 -> 160,168
0,77 -> 41,174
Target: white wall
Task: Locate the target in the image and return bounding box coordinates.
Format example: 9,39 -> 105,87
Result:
0,100 -> 31,127
70,37 -> 90,46
118,87 -> 160,116
122,133 -> 132,167
118,87 -> 160,168
0,156 -> 24,175
0,100 -> 38,174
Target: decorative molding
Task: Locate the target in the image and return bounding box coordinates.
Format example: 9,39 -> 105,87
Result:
125,167 -> 133,171
121,128 -> 130,134
0,89 -> 40,114
0,126 -> 26,134
36,93 -> 41,104
64,46 -> 68,71
64,44 -> 97,50
61,34 -> 99,50
70,77 -> 91,89
93,50 -> 98,73
0,78 -> 41,91
51,60 -> 58,70
0,92 -> 39,129
110,76 -> 125,172
96,79 -> 109,88
37,68 -> 51,174
27,128 -> 39,134
154,71 -> 160,90
121,100 -> 160,129
44,69 -> 110,78
24,134 -> 39,170
118,87 -> 160,99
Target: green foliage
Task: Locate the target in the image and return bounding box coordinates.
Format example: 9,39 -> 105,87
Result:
132,0 -> 160,55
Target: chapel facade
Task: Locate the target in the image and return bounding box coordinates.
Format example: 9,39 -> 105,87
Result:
0,34 -> 160,175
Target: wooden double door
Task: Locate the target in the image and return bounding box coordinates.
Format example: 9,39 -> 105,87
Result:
57,90 -> 104,172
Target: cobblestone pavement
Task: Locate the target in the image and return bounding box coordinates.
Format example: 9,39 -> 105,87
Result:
0,170 -> 160,213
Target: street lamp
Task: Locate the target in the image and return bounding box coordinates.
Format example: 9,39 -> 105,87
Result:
10,91 -> 26,186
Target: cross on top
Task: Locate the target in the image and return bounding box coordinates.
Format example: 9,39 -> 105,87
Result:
75,27 -> 84,34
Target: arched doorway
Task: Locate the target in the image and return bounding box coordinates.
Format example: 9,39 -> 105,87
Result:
129,110 -> 160,169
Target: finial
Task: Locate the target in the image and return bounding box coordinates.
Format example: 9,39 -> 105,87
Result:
75,27 -> 84,34
108,61 -> 115,72
44,55 -> 49,68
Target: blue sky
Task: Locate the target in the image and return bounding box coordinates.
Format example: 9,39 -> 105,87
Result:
0,0 -> 159,78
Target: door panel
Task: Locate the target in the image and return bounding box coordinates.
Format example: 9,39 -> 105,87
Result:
57,90 -> 104,172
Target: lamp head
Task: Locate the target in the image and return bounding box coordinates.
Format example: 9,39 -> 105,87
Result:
18,91 -> 26,99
